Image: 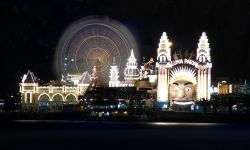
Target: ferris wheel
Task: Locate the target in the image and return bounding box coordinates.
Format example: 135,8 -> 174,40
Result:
55,16 -> 139,82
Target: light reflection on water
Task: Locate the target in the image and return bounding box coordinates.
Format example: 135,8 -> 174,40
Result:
146,122 -> 224,126
14,120 -> 87,123
13,120 -> 224,127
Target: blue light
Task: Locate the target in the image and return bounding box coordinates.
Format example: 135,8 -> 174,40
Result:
156,101 -> 169,108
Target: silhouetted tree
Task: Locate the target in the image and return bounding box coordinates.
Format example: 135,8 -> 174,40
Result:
197,98 -> 209,113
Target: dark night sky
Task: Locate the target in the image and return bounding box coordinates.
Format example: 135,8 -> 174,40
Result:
1,0 -> 250,98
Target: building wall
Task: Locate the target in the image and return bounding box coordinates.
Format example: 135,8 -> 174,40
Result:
20,83 -> 89,111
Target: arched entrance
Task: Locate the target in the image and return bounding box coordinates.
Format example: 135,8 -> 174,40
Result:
38,94 -> 50,112
64,94 -> 78,111
51,94 -> 64,111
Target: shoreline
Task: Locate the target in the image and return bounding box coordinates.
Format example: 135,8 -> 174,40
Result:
1,111 -> 250,123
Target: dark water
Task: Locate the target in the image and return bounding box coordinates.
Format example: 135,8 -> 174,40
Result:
0,120 -> 250,150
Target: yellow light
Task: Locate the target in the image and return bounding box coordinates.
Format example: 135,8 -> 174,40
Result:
168,42 -> 172,47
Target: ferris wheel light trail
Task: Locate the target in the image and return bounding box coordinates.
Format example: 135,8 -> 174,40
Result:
55,16 -> 139,82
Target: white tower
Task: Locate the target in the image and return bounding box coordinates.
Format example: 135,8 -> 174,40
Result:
196,32 -> 212,100
19,70 -> 38,111
157,32 -> 172,103
109,57 -> 120,87
124,49 -> 140,81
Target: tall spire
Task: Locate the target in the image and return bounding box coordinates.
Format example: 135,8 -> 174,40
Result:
79,71 -> 91,84
90,59 -> 103,87
109,57 -> 120,87
112,56 -> 116,65
157,32 -> 172,63
128,49 -> 136,63
124,49 -> 139,81
21,70 -> 38,83
157,32 -> 172,104
91,65 -> 97,81
196,32 -> 212,100
197,32 -> 211,62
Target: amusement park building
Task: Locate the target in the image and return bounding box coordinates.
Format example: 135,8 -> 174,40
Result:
19,70 -> 90,111
19,31 -> 212,110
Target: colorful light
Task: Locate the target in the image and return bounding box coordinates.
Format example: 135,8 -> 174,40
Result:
157,32 -> 212,106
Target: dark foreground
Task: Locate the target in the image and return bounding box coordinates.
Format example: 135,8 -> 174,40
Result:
0,120 -> 250,150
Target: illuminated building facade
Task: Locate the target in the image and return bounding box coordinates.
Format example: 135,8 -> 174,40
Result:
124,49 -> 140,82
156,32 -> 172,106
196,32 -> 212,100
108,49 -> 140,87
106,32 -> 212,108
217,80 -> 247,94
19,70 -> 90,111
18,15 -> 217,111
20,28 -> 212,111
217,81 -> 232,94
156,32 -> 212,107
109,57 -> 120,87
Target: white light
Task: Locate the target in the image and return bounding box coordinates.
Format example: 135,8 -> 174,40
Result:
124,49 -> 140,81
157,65 -> 168,101
214,87 -> 218,93
170,66 -> 196,84
173,101 -> 194,105
162,104 -> 168,108
157,32 -> 171,62
147,122 -> 222,126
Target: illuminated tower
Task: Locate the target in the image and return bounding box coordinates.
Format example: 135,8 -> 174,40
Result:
109,57 -> 120,87
124,49 -> 140,81
19,70 -> 38,111
90,59 -> 103,87
196,32 -> 212,100
156,32 -> 172,105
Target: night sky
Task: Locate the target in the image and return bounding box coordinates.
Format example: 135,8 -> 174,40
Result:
1,0 -> 250,98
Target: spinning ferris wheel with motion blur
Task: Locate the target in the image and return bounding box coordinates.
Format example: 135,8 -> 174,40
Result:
55,16 -> 139,83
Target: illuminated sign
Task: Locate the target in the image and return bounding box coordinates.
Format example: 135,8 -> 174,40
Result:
172,59 -> 197,66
